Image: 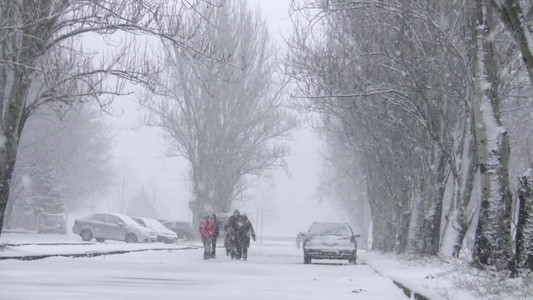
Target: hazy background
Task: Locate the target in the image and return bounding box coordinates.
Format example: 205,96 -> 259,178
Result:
102,0 -> 345,236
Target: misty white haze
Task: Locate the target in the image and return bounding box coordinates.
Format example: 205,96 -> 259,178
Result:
102,0 -> 345,235
1,0 -> 533,299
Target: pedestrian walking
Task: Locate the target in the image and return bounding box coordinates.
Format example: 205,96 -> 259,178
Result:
227,209 -> 241,259
234,213 -> 256,261
199,213 -> 217,260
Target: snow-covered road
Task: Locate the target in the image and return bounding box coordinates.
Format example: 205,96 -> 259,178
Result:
0,234 -> 408,300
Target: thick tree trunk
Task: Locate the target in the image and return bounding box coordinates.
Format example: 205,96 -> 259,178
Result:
0,67 -> 30,235
471,0 -> 513,270
452,114 -> 478,258
441,110 -> 478,258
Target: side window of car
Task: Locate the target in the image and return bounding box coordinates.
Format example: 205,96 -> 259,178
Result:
107,216 -> 121,225
93,214 -> 107,222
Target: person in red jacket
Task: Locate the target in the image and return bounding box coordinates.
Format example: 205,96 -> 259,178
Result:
199,213 -> 218,260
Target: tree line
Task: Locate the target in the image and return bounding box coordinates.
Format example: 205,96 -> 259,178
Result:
286,0 -> 533,275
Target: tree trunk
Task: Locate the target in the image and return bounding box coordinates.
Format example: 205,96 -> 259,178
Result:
513,170 -> 533,275
0,67 -> 30,234
471,0 -> 513,270
441,109 -> 479,258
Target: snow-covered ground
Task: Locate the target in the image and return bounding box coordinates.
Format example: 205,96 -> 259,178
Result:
360,252 -> 533,300
2,232 -> 532,300
0,233 -> 407,300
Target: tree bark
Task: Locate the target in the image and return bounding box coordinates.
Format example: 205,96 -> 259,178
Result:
513,170 -> 533,275
0,67 -> 31,234
471,0 -> 513,270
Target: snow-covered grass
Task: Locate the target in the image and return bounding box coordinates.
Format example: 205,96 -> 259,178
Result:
360,251 -> 533,300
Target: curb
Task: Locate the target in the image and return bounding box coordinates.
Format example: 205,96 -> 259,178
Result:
361,259 -> 433,300
6,242 -> 94,247
392,280 -> 431,300
0,246 -> 200,261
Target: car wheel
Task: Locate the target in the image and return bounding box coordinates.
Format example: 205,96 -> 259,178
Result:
304,252 -> 311,264
125,233 -> 138,243
80,230 -> 93,241
95,238 -> 105,243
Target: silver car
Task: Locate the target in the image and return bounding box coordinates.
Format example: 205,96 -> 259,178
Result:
72,213 -> 157,243
132,217 -> 178,244
302,222 -> 360,264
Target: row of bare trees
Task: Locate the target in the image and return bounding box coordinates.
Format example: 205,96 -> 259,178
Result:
287,0 -> 533,274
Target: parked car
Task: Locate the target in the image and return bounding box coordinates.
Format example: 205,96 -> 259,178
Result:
38,213 -> 67,234
301,222 -> 360,264
132,217 -> 178,244
159,220 -> 194,240
72,213 -> 157,243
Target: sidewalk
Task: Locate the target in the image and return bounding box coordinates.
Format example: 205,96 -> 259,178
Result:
359,251 -> 532,300
0,232 -> 200,260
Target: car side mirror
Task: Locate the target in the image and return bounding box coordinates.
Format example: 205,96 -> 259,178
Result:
118,222 -> 124,227
354,234 -> 361,238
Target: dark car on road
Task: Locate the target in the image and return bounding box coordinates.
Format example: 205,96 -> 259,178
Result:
38,213 -> 67,234
301,222 -> 360,264
72,213 -> 157,243
159,220 -> 194,240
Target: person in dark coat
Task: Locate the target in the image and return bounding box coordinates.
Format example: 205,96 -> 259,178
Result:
210,214 -> 219,258
234,213 -> 256,261
226,209 -> 241,259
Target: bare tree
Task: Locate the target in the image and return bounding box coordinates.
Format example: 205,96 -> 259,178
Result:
0,0 -> 213,236
142,0 -> 296,228
5,103 -> 113,229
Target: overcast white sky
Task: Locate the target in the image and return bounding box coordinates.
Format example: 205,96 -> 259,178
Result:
102,0 -> 344,236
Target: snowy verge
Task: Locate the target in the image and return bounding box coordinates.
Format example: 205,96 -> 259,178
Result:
359,251 -> 532,300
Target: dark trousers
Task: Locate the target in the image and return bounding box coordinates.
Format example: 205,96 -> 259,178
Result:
233,239 -> 248,260
202,238 -> 213,259
211,236 -> 217,258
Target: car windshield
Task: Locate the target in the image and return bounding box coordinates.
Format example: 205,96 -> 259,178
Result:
132,218 -> 147,227
308,223 -> 351,236
142,218 -> 166,229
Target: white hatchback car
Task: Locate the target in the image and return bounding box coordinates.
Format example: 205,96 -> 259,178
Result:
302,222 -> 360,264
72,213 -> 157,243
